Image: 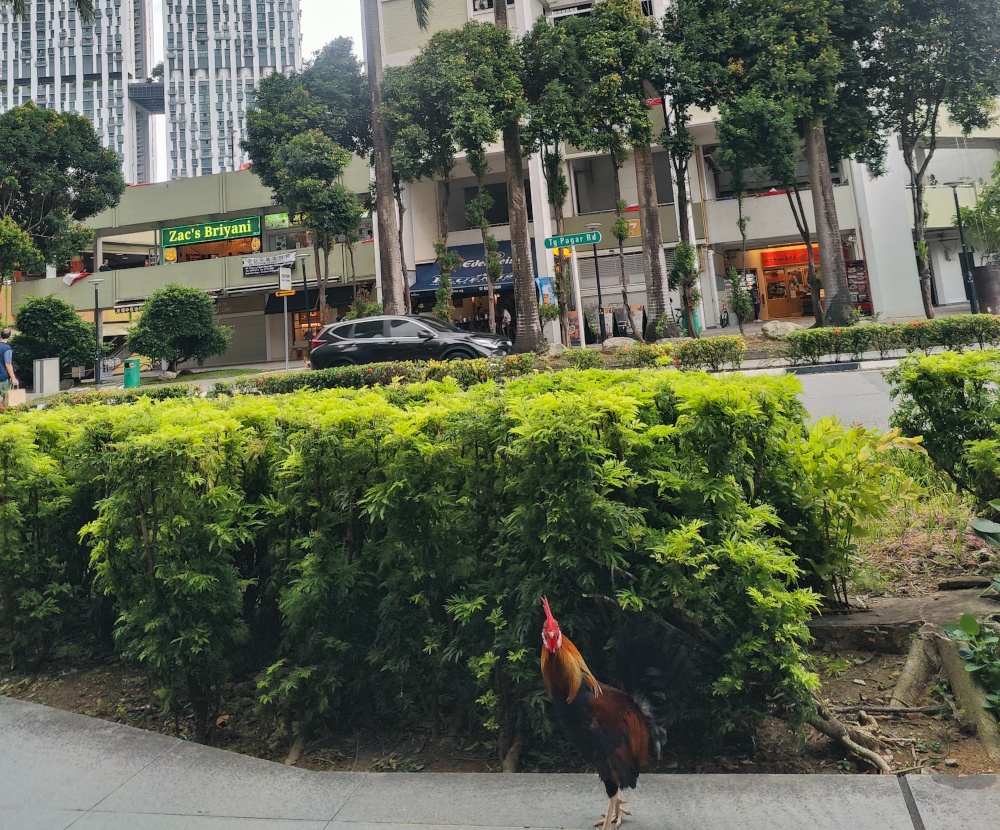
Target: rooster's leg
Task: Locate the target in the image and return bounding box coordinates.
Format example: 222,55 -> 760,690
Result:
595,792 -> 631,830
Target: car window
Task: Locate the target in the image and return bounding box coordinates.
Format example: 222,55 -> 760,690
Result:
389,318 -> 426,338
352,319 -> 386,339
327,323 -> 353,340
418,316 -> 460,332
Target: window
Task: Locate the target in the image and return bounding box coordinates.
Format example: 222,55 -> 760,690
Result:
352,319 -> 385,339
389,318 -> 426,338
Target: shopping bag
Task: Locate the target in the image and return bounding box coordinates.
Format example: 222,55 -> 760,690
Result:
4,387 -> 27,407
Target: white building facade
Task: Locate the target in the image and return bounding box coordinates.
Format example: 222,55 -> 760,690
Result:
163,0 -> 301,179
0,0 -> 155,183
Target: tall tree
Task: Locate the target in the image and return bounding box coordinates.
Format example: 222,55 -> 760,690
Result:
0,102 -> 123,268
721,0 -> 872,326
577,0 -> 663,340
864,0 -> 1000,318
717,94 -> 825,324
661,0 -> 732,338
491,1 -> 543,352
244,38 -> 368,322
520,15 -> 589,345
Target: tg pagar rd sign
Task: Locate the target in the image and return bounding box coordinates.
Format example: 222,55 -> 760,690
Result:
161,216 -> 261,248
544,231 -> 601,249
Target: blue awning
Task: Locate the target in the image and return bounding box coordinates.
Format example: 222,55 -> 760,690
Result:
412,241 -> 526,297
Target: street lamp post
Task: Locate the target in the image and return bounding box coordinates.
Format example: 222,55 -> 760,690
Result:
944,181 -> 979,314
584,222 -> 606,342
88,279 -> 104,388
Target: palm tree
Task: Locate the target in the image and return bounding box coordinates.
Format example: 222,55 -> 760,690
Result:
362,0 -> 432,315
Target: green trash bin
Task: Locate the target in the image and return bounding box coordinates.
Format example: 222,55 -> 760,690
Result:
123,358 -> 141,388
680,308 -> 701,336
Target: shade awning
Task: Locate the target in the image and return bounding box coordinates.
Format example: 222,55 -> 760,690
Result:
412,241 -> 525,297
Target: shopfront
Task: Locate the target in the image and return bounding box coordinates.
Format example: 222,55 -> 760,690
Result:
411,241 -> 519,330
161,216 -> 264,264
758,245 -> 818,318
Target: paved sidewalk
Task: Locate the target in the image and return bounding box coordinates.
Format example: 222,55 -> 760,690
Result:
2,697 -> 996,830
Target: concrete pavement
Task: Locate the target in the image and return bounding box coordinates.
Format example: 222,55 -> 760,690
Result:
2,696 -> 997,830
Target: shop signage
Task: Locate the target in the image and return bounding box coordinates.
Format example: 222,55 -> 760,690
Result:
161,216 -> 261,248
243,249 -> 297,278
760,245 -> 819,269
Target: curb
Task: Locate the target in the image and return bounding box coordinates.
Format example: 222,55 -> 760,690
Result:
788,362 -> 861,375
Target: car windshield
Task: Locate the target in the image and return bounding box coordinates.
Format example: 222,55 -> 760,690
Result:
415,316 -> 460,332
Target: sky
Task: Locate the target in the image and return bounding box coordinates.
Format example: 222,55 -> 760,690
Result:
152,1 -> 366,180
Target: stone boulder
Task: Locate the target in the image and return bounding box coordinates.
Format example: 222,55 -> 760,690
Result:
602,336 -> 640,353
761,320 -> 802,340
546,342 -> 568,357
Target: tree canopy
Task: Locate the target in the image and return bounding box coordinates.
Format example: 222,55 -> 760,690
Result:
125,285 -> 232,371
0,103 -> 123,268
10,294 -> 94,385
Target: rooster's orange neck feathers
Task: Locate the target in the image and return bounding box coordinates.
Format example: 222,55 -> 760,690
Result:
540,597 -> 602,703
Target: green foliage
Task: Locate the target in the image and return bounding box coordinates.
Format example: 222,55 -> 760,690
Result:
728,269 -> 754,326
612,343 -> 671,369
83,404 -> 255,741
0,102 -> 124,265
341,287 -> 383,321
538,302 -> 560,324
0,369 -> 919,755
961,156 -> 1000,261
11,294 -> 95,386
564,348 -> 604,370
674,335 -> 746,371
125,284 -> 233,371
0,215 -> 43,279
0,421 -> 71,668
432,241 -> 460,322
945,613 -> 1000,710
887,350 -> 1000,507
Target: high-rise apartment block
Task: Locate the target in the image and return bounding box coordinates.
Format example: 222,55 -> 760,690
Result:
0,0 -> 301,183
164,0 -> 301,179
0,0 -> 155,183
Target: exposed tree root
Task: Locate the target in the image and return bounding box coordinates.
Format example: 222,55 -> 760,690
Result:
808,698 -> 892,773
889,634 -> 938,708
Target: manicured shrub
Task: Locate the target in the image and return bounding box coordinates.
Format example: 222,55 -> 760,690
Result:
613,342 -> 670,368
888,350 -> 1000,508
674,334 -> 746,370
0,370 -> 911,755
564,348 -> 604,370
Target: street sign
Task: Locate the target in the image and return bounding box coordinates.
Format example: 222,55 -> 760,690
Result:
279,266 -> 293,291
544,231 -> 601,249
275,289 -> 295,297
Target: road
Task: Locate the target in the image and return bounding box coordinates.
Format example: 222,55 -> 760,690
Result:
795,367 -> 896,430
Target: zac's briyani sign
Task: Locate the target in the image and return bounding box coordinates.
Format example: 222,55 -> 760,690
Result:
161,216 -> 261,248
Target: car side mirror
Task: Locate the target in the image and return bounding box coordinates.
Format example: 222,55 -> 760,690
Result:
418,329 -> 434,339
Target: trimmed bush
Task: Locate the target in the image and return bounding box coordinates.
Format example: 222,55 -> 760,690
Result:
564,348 -> 604,370
674,334 -> 746,371
612,342 -> 671,368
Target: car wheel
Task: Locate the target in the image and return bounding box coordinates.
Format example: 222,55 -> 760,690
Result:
443,349 -> 475,361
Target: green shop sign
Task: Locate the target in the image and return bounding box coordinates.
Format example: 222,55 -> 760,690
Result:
161,216 -> 261,248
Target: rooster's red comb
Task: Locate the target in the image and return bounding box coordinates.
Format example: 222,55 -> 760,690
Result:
541,596 -> 555,621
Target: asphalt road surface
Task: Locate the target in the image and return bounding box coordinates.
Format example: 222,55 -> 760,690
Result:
795,368 -> 896,430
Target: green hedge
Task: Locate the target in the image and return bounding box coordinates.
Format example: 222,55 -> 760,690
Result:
888,350 -> 1000,509
783,315 -> 1000,365
0,372 -> 910,755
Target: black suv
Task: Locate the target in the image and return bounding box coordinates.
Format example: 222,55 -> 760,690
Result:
309,315 -> 513,368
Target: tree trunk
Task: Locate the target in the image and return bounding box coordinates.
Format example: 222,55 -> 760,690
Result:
786,186 -> 824,326
633,142 -> 666,342
363,0 -> 404,314
544,149 -> 571,347
394,182 -> 411,312
313,240 -> 327,324
902,147 -> 935,319
610,161 -> 640,339
495,2 -> 542,353
804,118 -> 850,326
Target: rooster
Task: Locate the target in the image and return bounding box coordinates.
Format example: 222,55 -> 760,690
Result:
540,596 -> 657,830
